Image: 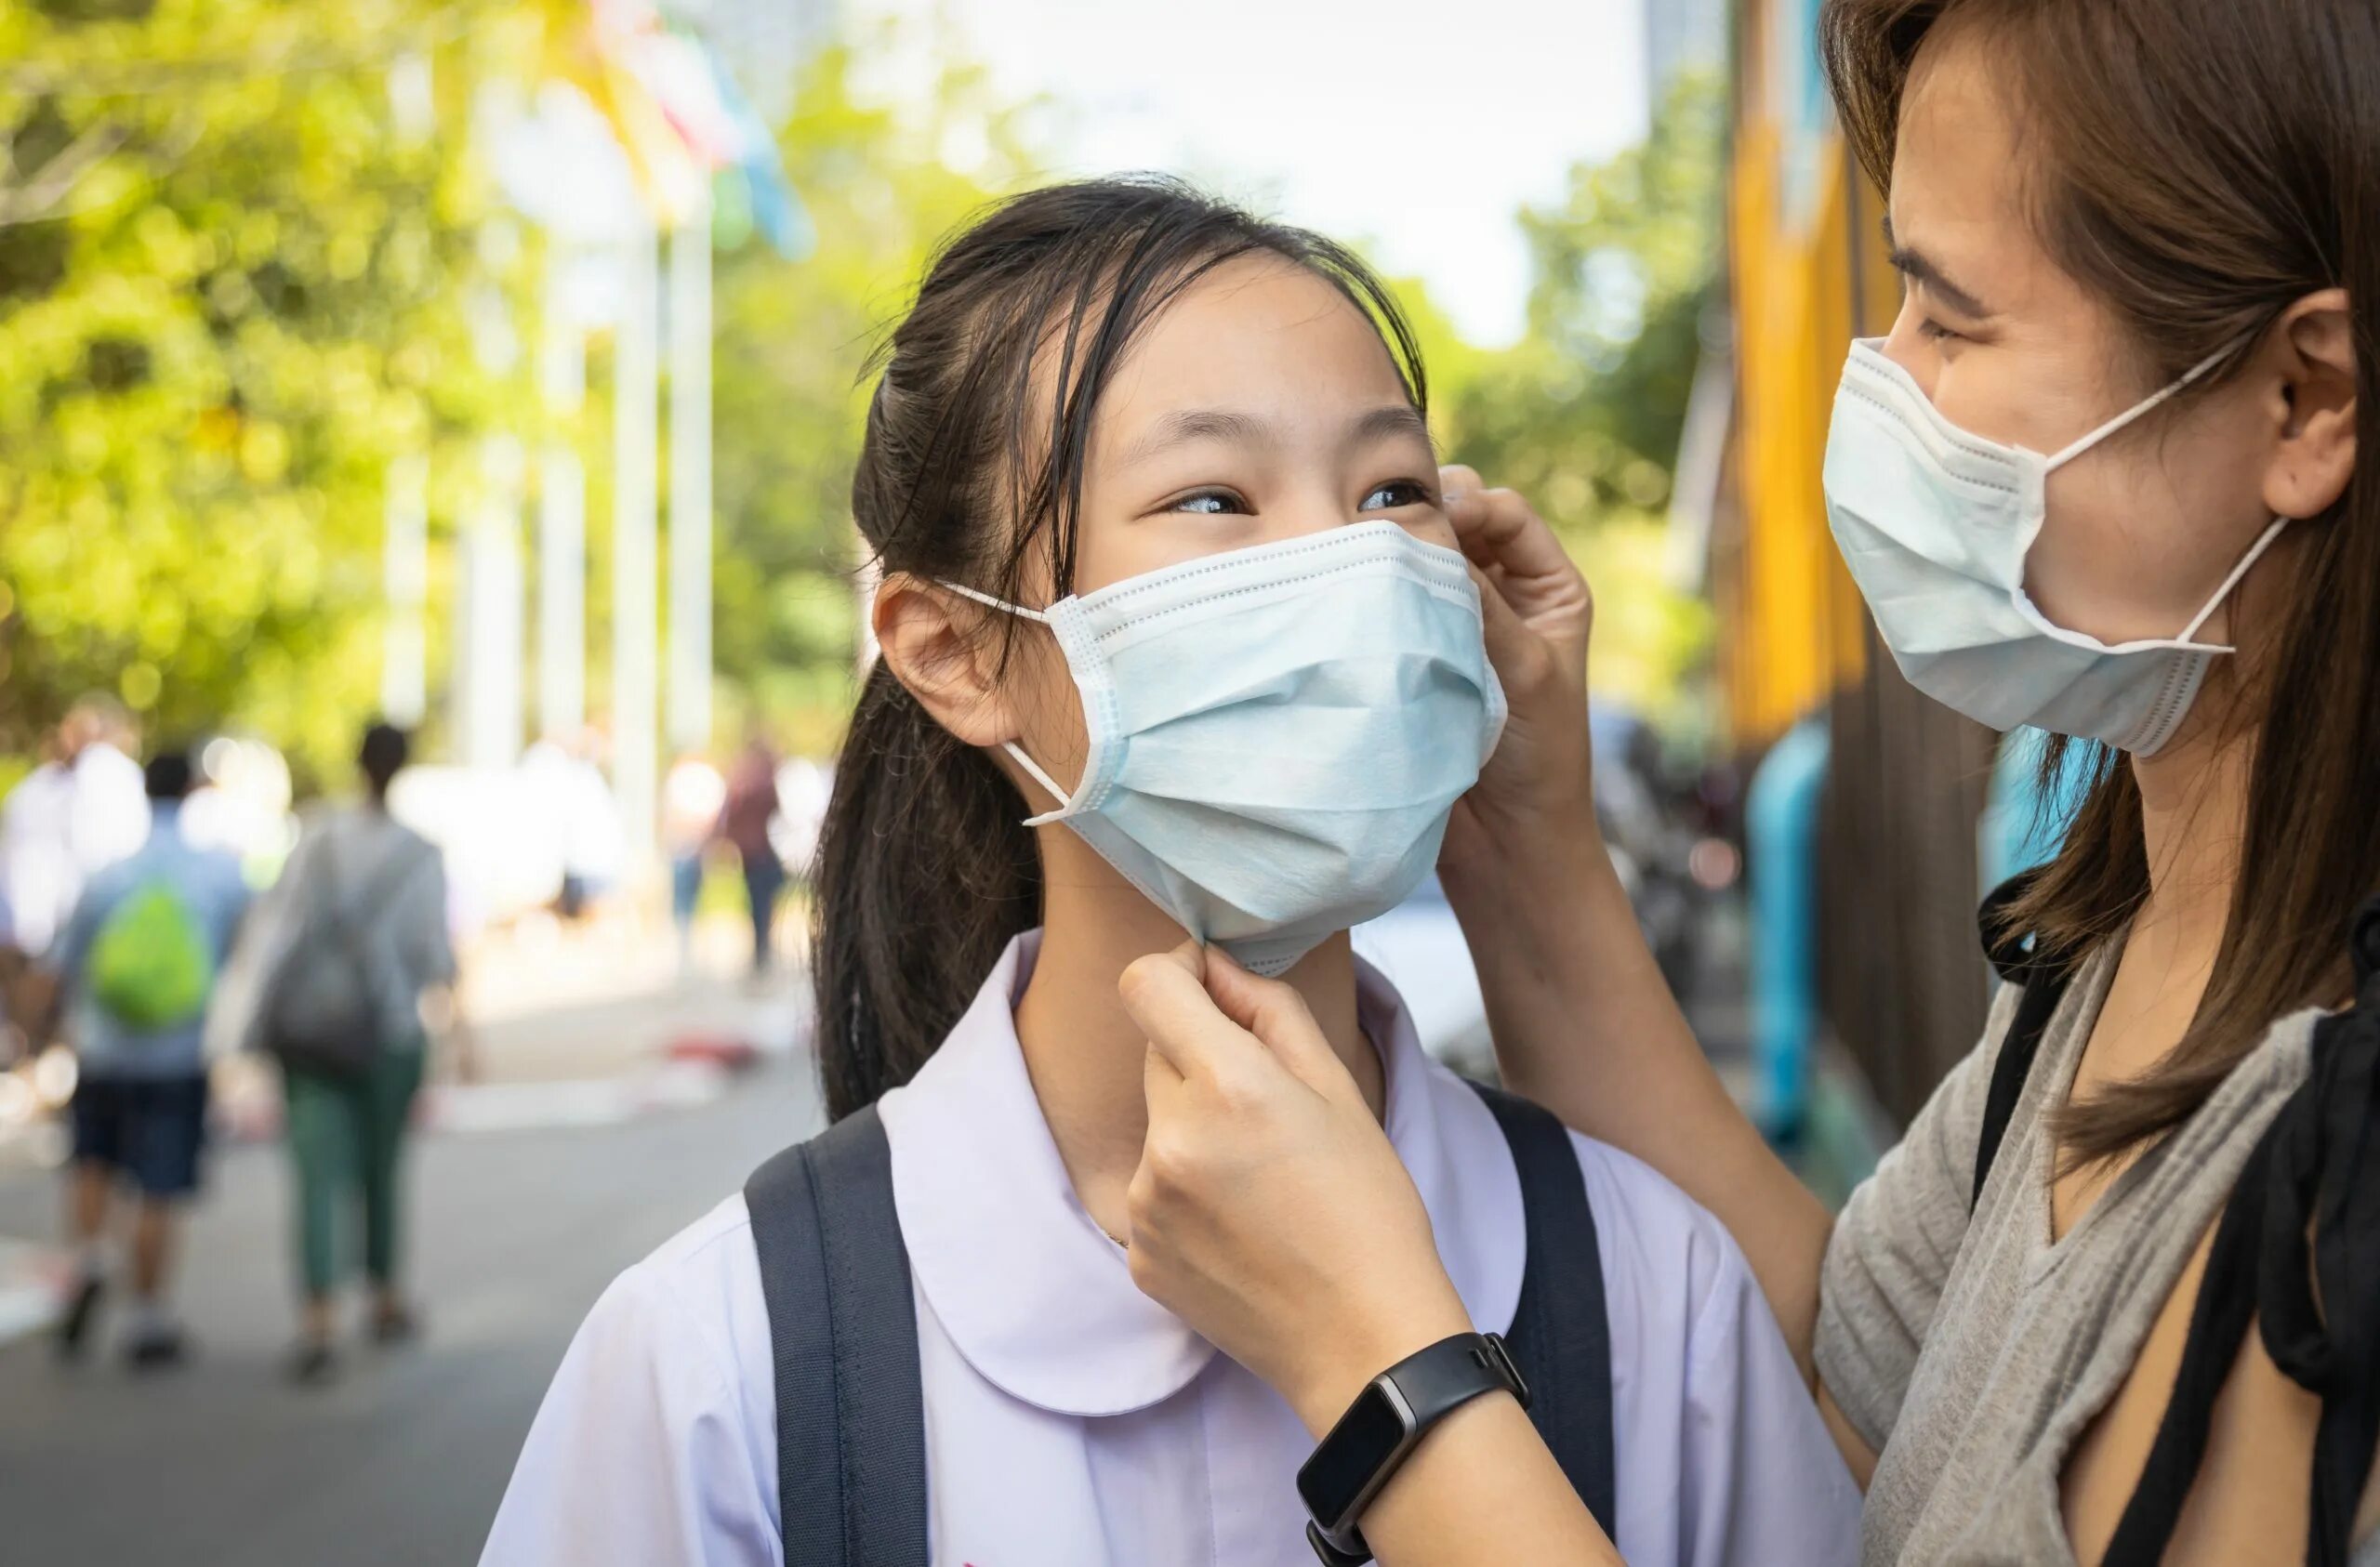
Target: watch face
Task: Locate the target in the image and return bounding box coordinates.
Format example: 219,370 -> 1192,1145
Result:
1298,1383 -> 1409,1525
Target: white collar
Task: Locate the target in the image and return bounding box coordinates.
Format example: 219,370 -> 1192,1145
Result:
877,930 -> 1525,1418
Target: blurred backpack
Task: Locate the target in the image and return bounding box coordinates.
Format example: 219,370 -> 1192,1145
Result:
261,832 -> 425,1076
87,882 -> 216,1032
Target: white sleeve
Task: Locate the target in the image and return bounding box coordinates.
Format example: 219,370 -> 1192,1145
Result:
480,1259 -> 780,1567
1676,1231 -> 1865,1567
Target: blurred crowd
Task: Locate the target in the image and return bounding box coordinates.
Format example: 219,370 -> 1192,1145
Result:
0,699 -> 832,1383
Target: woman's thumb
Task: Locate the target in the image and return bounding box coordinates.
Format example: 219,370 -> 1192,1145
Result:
1200,948 -> 1365,1103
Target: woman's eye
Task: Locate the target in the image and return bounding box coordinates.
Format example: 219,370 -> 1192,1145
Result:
1918,318 -> 1966,344
1168,489 -> 1250,516
1360,479 -> 1434,511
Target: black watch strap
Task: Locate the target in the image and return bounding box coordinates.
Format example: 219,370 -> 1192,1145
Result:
1300,1332 -> 1530,1564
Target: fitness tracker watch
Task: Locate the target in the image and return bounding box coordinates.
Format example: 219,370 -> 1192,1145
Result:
1296,1331 -> 1530,1565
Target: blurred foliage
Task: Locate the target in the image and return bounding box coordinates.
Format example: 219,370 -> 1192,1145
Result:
0,0 -> 535,785
702,35 -> 1036,757
0,2 -> 1723,781
1443,72 -> 1726,713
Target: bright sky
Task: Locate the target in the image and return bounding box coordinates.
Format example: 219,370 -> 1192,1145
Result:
853,0 -> 1650,348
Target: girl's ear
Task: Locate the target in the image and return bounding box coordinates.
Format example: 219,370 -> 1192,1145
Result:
874,573 -> 1022,748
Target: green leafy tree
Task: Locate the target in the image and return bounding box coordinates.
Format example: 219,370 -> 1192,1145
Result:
701,37 -> 1038,757
1445,72 -> 1726,711
0,0 -> 531,783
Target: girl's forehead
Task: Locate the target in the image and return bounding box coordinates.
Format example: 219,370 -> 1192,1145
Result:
1093,258 -> 1411,428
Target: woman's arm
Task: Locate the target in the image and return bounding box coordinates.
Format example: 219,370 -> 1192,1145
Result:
1436,473 -> 1862,1463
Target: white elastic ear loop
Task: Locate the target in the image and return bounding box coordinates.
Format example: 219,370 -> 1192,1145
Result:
2047,342 -> 2240,471
2176,518 -> 2292,648
936,578 -> 1078,814
937,579 -> 1049,624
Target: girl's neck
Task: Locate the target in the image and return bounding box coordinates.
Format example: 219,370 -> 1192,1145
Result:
1011,831 -> 1382,1240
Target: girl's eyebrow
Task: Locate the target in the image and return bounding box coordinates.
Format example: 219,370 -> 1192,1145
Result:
1347,403 -> 1431,450
1119,408 -> 1275,466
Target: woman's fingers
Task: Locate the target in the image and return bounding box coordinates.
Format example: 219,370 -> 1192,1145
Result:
1119,942 -> 1264,1081
1198,947 -> 1366,1105
1468,560 -> 1543,693
1441,467 -> 1593,681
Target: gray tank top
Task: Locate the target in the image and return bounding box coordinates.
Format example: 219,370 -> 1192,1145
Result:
1814,941 -> 2370,1565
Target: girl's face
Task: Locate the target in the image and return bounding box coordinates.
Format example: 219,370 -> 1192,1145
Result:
1878,28 -> 2283,651
998,256 -> 1452,803
1066,255 -> 1449,592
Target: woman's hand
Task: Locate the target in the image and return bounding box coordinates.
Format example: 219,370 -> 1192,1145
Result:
1438,466 -> 1600,885
1119,942 -> 1474,1434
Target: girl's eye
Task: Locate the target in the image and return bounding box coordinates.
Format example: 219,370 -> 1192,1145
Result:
1168,488 -> 1250,516
1918,318 -> 1966,344
1360,479 -> 1434,511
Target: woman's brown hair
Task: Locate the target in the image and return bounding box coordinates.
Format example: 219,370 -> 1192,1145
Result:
813,177 -> 1425,1122
1820,0 -> 2380,1163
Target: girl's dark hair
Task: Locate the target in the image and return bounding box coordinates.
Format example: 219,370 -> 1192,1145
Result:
813,176 -> 1427,1121
1821,0 -> 2380,1164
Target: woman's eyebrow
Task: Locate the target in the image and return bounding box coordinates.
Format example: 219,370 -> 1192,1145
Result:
1881,217 -> 1994,319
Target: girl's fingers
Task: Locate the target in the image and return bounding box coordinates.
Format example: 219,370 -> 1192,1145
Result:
1119,942 -> 1264,1080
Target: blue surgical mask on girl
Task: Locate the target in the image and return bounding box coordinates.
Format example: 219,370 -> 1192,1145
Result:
1823,337 -> 2289,756
944,522 -> 1506,976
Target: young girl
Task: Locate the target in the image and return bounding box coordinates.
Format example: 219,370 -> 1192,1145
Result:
482,178 -> 1859,1567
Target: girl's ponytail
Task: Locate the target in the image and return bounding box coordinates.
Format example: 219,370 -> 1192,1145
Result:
812,660 -> 1038,1121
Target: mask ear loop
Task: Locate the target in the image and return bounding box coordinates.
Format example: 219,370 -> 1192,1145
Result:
2046,341 -> 2241,471
2175,518 -> 2292,649
934,579 -> 1079,814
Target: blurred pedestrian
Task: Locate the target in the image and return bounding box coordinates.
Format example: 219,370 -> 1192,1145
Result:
64,698 -> 151,878
715,737 -> 784,981
660,752 -> 725,976
231,721 -> 467,1385
45,747 -> 250,1369
4,724 -> 83,962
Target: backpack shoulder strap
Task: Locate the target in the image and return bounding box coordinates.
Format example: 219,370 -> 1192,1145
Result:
744,1105 -> 929,1567
1972,871 -> 2078,1213
1469,1081 -> 1618,1540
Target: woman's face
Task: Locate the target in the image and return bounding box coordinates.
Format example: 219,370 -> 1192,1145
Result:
998,255 -> 1451,799
1879,28 -> 2280,648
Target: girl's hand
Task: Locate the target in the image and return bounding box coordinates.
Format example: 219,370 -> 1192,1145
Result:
1120,942 -> 1474,1434
1437,467 -> 1601,882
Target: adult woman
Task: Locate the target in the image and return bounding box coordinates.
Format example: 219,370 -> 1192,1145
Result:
1119,2 -> 2380,1562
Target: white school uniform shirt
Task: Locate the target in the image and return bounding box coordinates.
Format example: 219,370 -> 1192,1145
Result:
483,934 -> 1861,1567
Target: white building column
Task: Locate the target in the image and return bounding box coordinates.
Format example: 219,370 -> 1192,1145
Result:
613,212 -> 661,863
666,195 -> 713,754
538,246 -> 588,744
381,453 -> 430,727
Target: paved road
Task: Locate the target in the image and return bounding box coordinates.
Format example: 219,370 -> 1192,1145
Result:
0,1054 -> 824,1567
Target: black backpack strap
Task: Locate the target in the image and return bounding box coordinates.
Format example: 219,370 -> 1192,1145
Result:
2104,898 -> 2380,1567
1469,1081 -> 1618,1540
1972,871 -> 2078,1213
744,1105 -> 929,1567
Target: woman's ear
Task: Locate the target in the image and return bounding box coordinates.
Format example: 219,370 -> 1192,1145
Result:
873,573 -> 1021,748
2263,286 -> 2357,521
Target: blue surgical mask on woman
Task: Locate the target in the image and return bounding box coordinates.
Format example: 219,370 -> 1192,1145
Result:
945,521 -> 1506,975
1822,338 -> 2289,756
